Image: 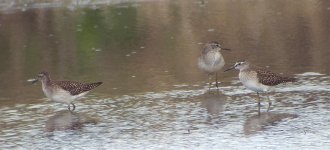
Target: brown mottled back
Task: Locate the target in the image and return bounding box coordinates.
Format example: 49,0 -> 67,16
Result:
53,81 -> 103,95
252,67 -> 296,86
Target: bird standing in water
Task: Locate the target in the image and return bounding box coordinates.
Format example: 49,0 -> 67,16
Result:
31,72 -> 102,111
225,60 -> 296,115
198,41 -> 230,89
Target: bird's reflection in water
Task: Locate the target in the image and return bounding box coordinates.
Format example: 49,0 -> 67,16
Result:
200,92 -> 227,124
243,112 -> 298,135
45,110 -> 98,132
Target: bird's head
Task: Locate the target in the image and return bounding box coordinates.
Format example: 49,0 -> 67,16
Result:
204,41 -> 231,52
224,60 -> 249,72
31,71 -> 50,84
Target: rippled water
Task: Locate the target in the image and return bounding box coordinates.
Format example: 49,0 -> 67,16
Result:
1,73 -> 329,149
1,0 -> 330,149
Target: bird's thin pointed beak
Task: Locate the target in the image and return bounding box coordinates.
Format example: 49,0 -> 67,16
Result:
222,48 -> 231,51
30,78 -> 39,84
224,66 -> 235,72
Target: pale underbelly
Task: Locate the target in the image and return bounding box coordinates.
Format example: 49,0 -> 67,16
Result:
198,58 -> 225,73
241,80 -> 270,92
43,88 -> 88,104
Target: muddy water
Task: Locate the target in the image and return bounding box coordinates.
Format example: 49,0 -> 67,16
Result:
0,0 -> 330,149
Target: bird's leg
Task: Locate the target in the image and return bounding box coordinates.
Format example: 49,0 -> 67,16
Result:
71,103 -> 76,111
208,74 -> 212,91
215,73 -> 219,89
267,96 -> 272,112
215,73 -> 220,94
68,103 -> 76,111
257,92 -> 261,116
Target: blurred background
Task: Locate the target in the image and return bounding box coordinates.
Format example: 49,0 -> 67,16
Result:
0,0 -> 329,105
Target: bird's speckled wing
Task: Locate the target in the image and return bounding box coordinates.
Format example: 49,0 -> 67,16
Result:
54,81 -> 103,95
255,68 -> 296,86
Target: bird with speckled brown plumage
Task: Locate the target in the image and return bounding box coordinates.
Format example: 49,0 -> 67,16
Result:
32,71 -> 102,111
224,60 -> 296,115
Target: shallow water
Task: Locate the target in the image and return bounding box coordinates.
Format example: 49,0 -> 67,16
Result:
0,0 -> 330,149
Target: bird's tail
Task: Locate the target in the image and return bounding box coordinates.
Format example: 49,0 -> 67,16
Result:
282,76 -> 297,83
85,82 -> 103,90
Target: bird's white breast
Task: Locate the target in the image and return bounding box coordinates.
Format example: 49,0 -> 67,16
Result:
198,52 -> 225,73
239,71 -> 270,92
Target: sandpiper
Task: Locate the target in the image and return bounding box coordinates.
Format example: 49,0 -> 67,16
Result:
198,41 -> 230,89
224,60 -> 296,115
31,71 -> 102,111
